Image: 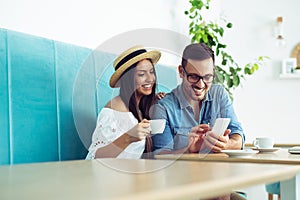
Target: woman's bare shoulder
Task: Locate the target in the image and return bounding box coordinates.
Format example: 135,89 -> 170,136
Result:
104,96 -> 128,112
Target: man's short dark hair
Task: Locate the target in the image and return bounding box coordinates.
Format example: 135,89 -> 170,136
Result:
181,43 -> 215,67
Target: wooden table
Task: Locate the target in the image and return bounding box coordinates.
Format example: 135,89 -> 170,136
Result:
155,148 -> 300,165
155,149 -> 300,199
1,158 -> 300,200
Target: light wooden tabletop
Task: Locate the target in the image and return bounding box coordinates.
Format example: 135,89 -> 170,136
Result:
245,143 -> 300,148
155,148 -> 300,165
1,158 -> 300,200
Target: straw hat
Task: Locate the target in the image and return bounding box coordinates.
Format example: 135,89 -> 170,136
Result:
109,45 -> 161,88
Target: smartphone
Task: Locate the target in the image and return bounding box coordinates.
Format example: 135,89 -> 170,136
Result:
211,118 -> 231,136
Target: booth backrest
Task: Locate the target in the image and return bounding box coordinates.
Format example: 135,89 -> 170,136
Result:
0,29 -> 178,165
0,29 -> 94,164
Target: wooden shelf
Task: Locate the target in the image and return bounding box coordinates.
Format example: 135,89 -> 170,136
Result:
279,73 -> 300,79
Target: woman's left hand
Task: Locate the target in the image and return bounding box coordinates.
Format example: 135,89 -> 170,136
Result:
156,92 -> 166,100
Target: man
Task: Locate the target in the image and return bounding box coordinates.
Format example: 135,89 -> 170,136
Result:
150,43 -> 245,154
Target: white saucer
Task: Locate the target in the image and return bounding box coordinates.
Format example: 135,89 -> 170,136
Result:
221,149 -> 259,158
251,147 -> 280,153
288,150 -> 300,154
288,146 -> 300,154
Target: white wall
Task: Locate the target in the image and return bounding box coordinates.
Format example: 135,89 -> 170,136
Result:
0,0 -> 189,49
1,0 -> 299,143
219,0 -> 300,144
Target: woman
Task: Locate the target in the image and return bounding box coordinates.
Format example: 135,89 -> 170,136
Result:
86,45 -> 161,159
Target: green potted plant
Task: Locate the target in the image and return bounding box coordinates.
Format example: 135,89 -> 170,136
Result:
185,0 -> 268,99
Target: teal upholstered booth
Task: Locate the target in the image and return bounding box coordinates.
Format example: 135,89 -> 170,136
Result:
0,29 -> 92,164
0,28 -> 177,165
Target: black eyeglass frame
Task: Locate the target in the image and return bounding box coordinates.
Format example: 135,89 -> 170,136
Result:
181,66 -> 215,84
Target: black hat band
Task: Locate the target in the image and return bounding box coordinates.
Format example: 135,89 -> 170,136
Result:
115,49 -> 147,71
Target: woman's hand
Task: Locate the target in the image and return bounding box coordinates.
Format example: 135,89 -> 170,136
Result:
156,92 -> 166,100
126,119 -> 151,142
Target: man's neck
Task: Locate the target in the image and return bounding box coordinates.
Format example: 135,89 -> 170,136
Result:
190,100 -> 202,122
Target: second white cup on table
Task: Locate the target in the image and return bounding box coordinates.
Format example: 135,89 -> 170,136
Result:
253,137 -> 274,149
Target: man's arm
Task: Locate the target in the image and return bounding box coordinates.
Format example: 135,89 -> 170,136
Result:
150,103 -> 175,153
218,85 -> 245,148
153,124 -> 210,155
228,133 -> 243,149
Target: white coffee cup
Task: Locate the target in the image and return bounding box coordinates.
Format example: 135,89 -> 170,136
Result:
150,119 -> 166,134
253,137 -> 274,149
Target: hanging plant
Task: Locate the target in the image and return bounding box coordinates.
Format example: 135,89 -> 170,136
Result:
185,0 -> 268,99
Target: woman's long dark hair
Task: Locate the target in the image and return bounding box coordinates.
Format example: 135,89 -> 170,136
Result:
118,59 -> 157,155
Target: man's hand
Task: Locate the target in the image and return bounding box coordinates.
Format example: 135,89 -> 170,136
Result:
188,124 -> 210,153
201,131 -> 243,152
201,129 -> 230,152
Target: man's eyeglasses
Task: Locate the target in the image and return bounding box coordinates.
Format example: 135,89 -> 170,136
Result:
181,67 -> 214,84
